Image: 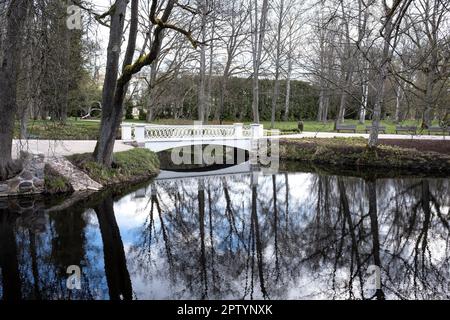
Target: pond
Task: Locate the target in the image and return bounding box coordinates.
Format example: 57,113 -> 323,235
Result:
0,164 -> 449,300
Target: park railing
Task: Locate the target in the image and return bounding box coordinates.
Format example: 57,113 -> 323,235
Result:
120,123 -> 266,142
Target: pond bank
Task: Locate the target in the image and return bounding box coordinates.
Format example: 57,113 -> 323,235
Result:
3,137 -> 449,198
67,148 -> 160,187
0,148 -> 160,199
279,138 -> 450,175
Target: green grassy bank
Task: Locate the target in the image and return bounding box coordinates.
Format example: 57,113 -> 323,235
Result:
279,138 -> 450,174
68,148 -> 160,186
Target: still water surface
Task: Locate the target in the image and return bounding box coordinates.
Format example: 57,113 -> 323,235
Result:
0,165 -> 449,300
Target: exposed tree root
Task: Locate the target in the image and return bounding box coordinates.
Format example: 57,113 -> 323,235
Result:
0,160 -> 23,182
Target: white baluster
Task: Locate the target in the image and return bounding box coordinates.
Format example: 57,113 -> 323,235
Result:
251,124 -> 264,139
234,123 -> 244,138
135,124 -> 146,143
121,123 -> 132,141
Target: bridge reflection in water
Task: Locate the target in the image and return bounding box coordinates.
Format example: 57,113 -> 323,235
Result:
155,161 -> 259,181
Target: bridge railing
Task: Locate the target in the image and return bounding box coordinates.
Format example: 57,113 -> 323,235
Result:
121,123 -> 265,142
146,125 -> 235,140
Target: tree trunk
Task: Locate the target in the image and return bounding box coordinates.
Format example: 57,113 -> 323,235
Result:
337,78 -> 349,124
147,107 -> 155,122
369,0 -> 413,147
95,194 -> 132,300
368,66 -> 388,147
198,46 -> 206,123
394,83 -> 403,123
19,0 -> 35,139
217,39 -> 233,123
94,0 -> 180,167
251,183 -> 268,298
251,76 -> 261,123
336,11 -> 351,125
146,56 -> 159,122
197,0 -> 208,123
317,89 -> 325,122
94,0 -> 134,166
369,9 -> 392,148
59,6 -> 70,124
198,180 -> 208,298
367,179 -> 385,300
421,1 -> 442,129
0,211 -> 21,300
422,67 -> 436,128
283,56 -> 292,121
338,178 -> 365,297
218,78 -> 228,124
251,0 -> 269,124
317,8 -> 326,123
20,46 -> 32,139
271,77 -> 280,128
271,0 -> 284,128
20,111 -> 28,140
336,49 -> 356,124
359,81 -> 368,124
272,175 -> 280,277
205,10 -> 215,124
0,0 -> 29,180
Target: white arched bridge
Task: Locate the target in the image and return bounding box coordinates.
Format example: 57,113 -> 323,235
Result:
121,123 -> 275,153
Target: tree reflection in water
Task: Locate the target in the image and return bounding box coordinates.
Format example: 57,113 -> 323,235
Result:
95,194 -> 132,300
0,209 -> 21,300
0,171 -> 449,300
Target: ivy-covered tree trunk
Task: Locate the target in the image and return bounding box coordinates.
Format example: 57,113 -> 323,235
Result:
0,0 -> 29,181
93,0 -> 130,167
94,0 -> 182,167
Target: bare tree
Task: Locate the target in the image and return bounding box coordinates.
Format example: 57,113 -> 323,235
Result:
335,0 -> 371,127
314,0 -> 337,123
93,0 -> 132,166
197,0 -> 208,123
145,35 -> 194,122
0,0 -> 30,180
92,0 -> 200,167
216,0 -> 249,123
250,0 -> 270,123
368,0 -> 413,147
269,0 -> 286,128
404,0 -> 450,127
205,3 -> 216,123
283,2 -> 302,121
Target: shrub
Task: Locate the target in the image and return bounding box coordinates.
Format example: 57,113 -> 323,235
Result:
44,164 -> 74,194
125,104 -> 134,120
139,109 -> 147,121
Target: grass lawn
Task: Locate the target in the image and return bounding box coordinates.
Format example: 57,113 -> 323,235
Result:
14,117 -> 442,140
255,119 -> 440,134
15,119 -> 101,140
